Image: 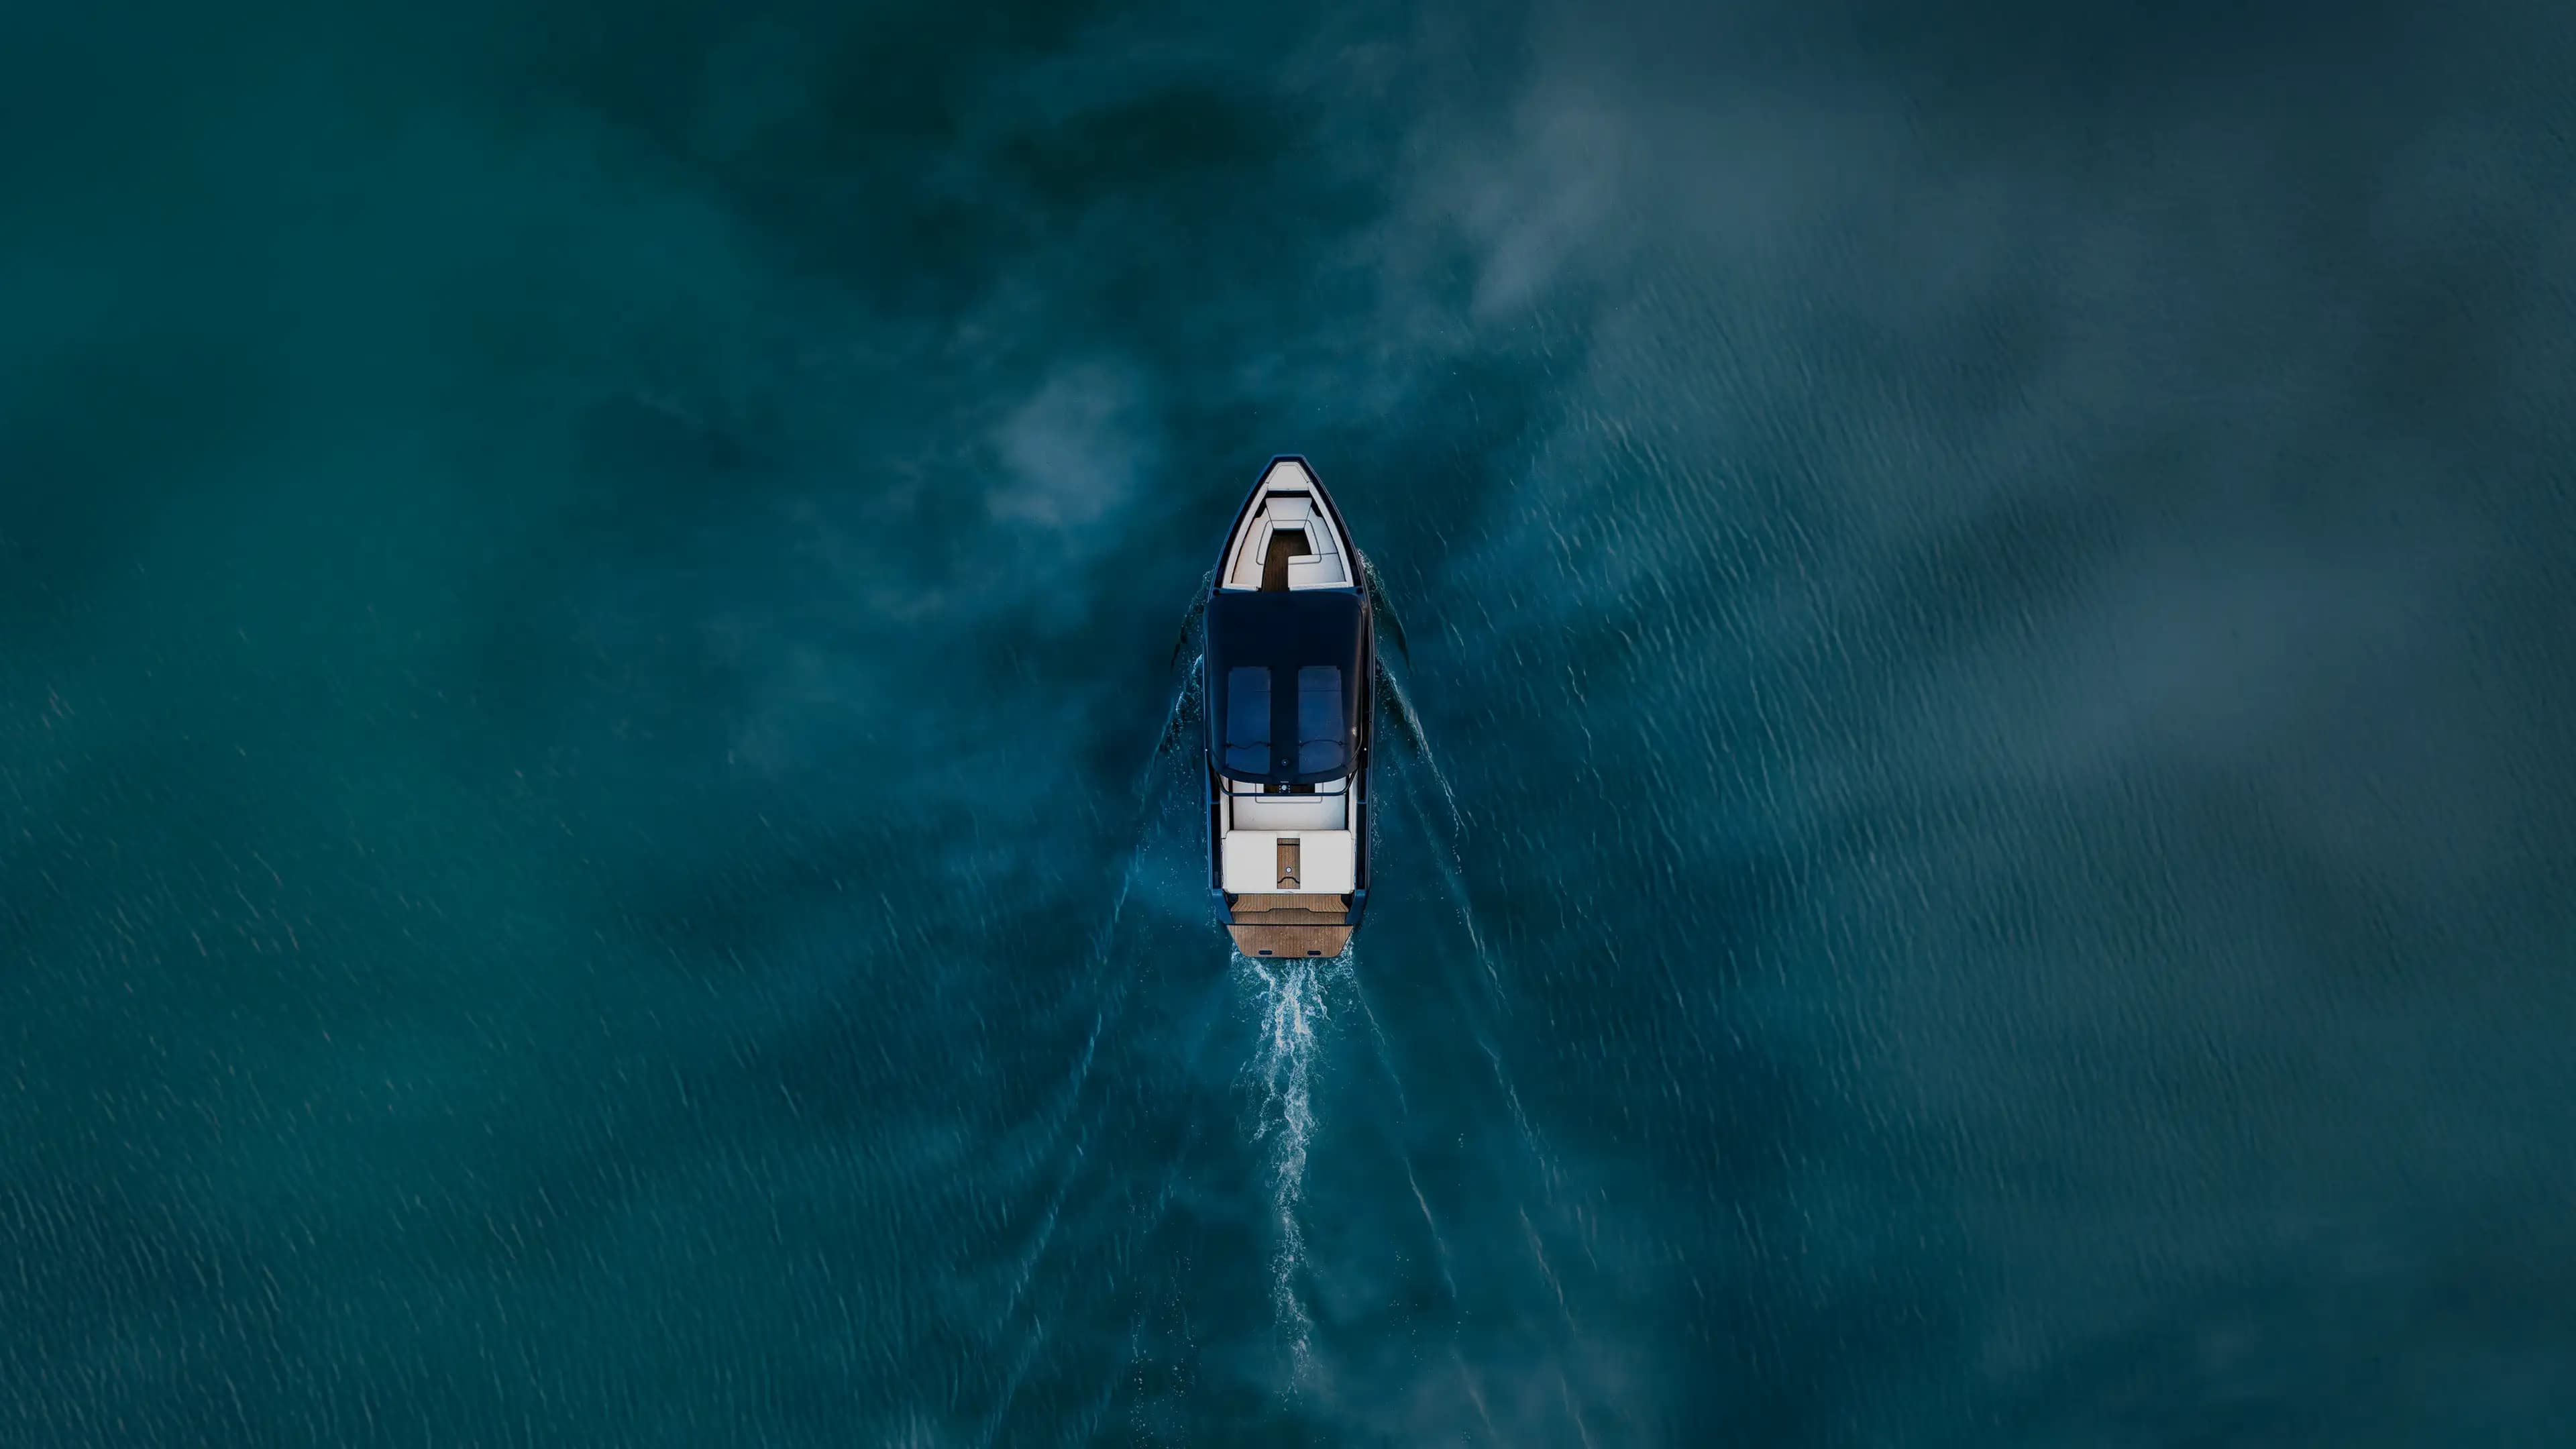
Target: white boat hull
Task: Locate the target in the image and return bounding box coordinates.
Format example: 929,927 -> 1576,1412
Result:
1201,457 -> 1375,959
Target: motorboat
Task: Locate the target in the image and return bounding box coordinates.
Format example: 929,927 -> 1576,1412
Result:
1202,458 -> 1375,959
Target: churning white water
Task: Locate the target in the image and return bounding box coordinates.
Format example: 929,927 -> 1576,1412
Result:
1238,952 -> 1346,1378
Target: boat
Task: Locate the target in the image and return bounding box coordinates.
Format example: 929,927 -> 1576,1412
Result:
1202,458 -> 1375,959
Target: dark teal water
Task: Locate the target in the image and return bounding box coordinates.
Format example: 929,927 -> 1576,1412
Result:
9,1 -> 2576,1444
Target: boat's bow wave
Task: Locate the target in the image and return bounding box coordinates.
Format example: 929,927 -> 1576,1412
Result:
1165,568 -> 1214,671
1359,551 -> 1411,665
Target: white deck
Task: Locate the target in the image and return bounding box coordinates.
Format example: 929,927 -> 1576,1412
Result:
1220,822 -> 1356,894
1220,459 -> 1352,590
1220,778 -> 1357,893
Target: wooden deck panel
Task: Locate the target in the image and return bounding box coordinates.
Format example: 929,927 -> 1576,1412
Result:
1228,922 -> 1354,959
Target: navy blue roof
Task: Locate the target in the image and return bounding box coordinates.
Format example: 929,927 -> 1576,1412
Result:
1206,589 -> 1364,784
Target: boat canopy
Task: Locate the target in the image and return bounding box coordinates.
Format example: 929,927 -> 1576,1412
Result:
1207,588 -> 1364,784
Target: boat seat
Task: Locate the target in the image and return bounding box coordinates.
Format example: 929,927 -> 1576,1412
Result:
1222,480 -> 1354,590
1227,780 -> 1348,832
1285,553 -> 1347,587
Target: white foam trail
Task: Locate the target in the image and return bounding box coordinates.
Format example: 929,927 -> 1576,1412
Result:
1238,953 -> 1344,1381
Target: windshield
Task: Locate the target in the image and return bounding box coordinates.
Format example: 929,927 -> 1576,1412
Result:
1205,589 -> 1364,784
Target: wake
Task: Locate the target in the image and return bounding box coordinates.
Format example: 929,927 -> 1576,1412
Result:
1237,950 -> 1349,1381
1375,655 -> 1463,840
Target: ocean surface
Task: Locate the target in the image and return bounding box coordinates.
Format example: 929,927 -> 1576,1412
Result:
7,1 -> 2576,1444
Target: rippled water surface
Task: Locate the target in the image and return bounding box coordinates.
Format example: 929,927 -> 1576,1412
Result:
7,0 -> 2576,1443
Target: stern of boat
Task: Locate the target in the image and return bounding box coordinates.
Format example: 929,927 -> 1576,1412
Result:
1223,892 -> 1357,960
